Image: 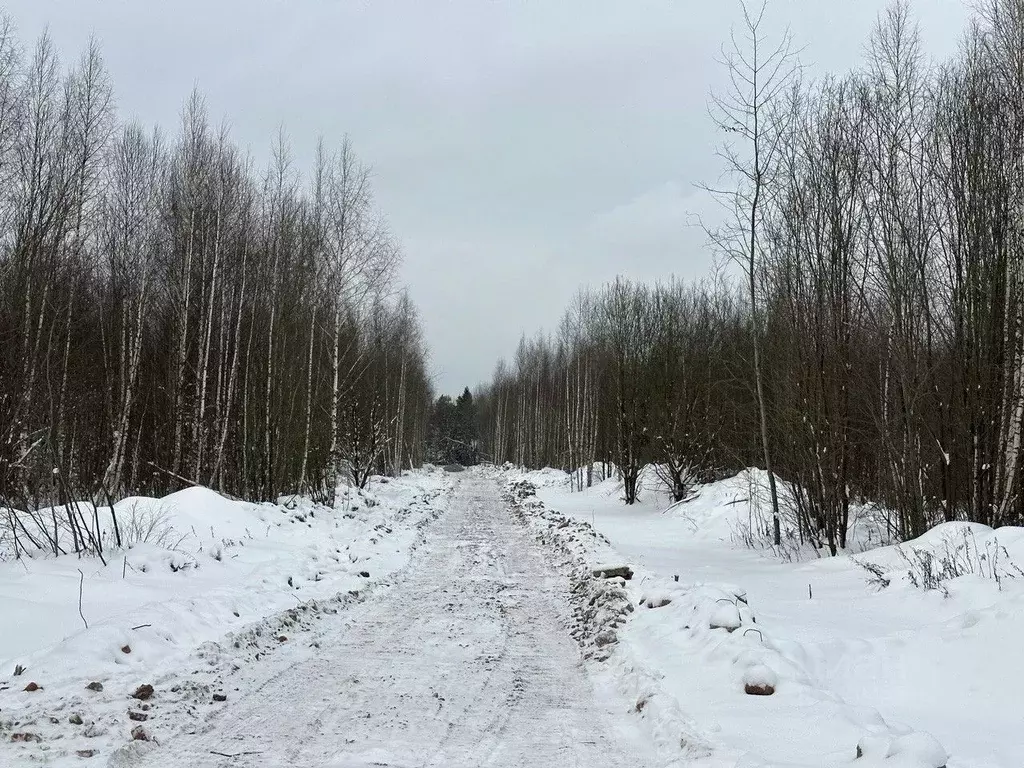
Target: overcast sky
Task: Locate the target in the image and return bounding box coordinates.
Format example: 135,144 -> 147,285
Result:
6,1 -> 970,394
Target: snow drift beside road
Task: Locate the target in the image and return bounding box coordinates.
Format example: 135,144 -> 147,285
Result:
510,465 -> 1024,767
0,472 -> 450,763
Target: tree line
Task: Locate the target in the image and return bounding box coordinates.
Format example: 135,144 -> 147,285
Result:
427,387 -> 481,466
476,0 -> 1024,553
0,21 -> 432,526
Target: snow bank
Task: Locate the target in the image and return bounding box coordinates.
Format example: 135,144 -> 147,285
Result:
0,471 -> 450,764
502,476 -> 716,762
544,466 -> 904,561
510,469 -> 973,768
854,521 -> 1024,594
526,464 -> 1024,767
504,465 -> 572,489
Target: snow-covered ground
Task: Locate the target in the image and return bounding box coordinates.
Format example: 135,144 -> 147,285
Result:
1,470 -> 661,767
512,466 -> 1024,768
117,473 -> 657,768
0,472 -> 450,764
6,464 -> 1021,767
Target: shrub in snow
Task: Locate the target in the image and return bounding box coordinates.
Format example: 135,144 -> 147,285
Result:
856,558 -> 893,590
117,501 -> 177,549
167,551 -> 197,572
855,524 -> 1024,595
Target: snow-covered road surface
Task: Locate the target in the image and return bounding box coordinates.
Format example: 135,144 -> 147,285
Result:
136,474 -> 656,767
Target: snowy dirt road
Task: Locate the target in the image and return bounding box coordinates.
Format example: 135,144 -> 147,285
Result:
136,474 -> 656,768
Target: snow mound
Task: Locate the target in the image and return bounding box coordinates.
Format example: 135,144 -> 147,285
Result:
742,663 -> 778,690
502,473 -> 715,761
855,521 -> 1024,593
855,732 -> 947,768
516,466 -> 966,767
0,472 -> 451,765
514,466 -> 572,489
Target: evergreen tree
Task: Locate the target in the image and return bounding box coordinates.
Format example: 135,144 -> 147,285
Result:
453,388 -> 479,464
427,389 -> 479,465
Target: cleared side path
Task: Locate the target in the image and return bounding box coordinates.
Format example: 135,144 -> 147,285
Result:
138,473 -> 656,768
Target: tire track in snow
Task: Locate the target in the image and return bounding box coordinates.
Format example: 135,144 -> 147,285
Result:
130,474 -> 657,768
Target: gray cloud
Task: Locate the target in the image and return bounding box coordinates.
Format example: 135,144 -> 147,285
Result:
6,0 -> 969,393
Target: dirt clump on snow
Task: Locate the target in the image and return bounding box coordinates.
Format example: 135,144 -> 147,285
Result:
10,732 -> 42,743
131,684 -> 154,700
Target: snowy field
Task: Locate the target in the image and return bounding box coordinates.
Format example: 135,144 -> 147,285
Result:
511,466 -> 1024,768
0,472 -> 450,764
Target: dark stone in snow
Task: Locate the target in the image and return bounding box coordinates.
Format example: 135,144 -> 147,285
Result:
131,684 -> 154,700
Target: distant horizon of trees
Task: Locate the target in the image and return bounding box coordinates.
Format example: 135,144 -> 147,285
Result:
476,0 -> 1024,554
9,0 -> 1024,562
428,387 -> 481,466
0,18 -> 433,534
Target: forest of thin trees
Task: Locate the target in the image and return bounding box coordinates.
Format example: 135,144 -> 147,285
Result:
476,0 -> 1024,552
0,21 -> 433,524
